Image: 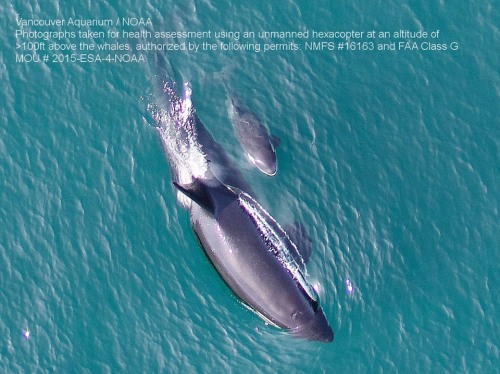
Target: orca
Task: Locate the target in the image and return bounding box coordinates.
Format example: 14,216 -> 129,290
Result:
175,178 -> 333,342
224,83 -> 279,176
150,74 -> 333,342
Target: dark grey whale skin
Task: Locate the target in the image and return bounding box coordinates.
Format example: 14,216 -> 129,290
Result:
175,178 -> 333,342
194,115 -> 255,195
152,74 -> 333,342
226,92 -> 278,176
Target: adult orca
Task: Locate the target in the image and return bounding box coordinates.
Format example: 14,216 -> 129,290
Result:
150,76 -> 333,342
174,177 -> 333,342
224,83 -> 279,176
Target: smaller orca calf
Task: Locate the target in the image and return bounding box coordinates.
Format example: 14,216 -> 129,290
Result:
224,83 -> 279,176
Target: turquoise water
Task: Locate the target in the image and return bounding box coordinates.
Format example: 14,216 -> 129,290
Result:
2,0 -> 499,372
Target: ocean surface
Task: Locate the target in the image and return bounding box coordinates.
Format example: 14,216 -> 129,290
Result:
1,0 -> 498,372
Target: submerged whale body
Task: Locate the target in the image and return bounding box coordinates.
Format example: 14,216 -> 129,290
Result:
150,76 -> 333,342
174,178 -> 333,342
225,86 -> 278,176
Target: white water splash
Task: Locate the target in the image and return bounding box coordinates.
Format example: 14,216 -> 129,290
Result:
150,81 -> 210,207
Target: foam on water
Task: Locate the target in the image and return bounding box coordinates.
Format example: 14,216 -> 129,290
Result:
2,0 -> 498,372
149,80 -> 210,207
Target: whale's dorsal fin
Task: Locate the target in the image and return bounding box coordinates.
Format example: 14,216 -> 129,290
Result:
173,179 -> 215,214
